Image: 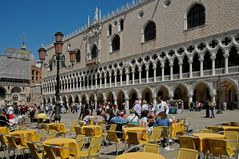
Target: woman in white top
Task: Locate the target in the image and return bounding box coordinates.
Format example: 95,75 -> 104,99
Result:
126,109 -> 139,125
139,110 -> 148,127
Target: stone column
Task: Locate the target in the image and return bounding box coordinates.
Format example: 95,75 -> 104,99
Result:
153,63 -> 157,82
99,74 -> 102,88
120,69 -> 123,86
104,73 -> 107,88
145,64 -> 149,83
199,56 -> 204,77
211,53 -> 216,76
170,62 -> 173,80
75,77 -> 78,91
125,68 -> 129,85
79,77 -> 82,90
179,60 -> 183,79
95,74 -> 98,89
114,71 -> 117,87
114,98 -> 117,106
161,65 -> 165,81
72,78 -> 75,91
189,58 -> 193,78
223,48 -> 229,74
91,76 -> 94,90
109,73 -> 112,87
125,98 -> 130,114
132,68 -> 135,85
138,66 -> 142,84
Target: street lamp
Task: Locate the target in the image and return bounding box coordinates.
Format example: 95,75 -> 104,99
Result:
38,32 -> 76,122
213,76 -> 222,114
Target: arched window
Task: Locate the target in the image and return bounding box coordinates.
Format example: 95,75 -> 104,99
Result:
120,19 -> 124,31
144,21 -> 156,42
91,45 -> 98,59
112,35 -> 120,51
76,49 -> 81,63
108,24 -> 112,36
187,4 -> 205,29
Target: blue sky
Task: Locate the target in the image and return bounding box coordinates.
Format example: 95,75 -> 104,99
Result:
0,0 -> 133,59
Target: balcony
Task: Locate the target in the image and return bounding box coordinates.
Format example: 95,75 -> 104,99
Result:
86,58 -> 99,66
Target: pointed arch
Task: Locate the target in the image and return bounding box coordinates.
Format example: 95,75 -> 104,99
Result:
144,21 -> 156,42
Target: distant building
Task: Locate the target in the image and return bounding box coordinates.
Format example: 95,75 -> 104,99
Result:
42,0 -> 239,111
30,63 -> 42,105
0,44 -> 34,105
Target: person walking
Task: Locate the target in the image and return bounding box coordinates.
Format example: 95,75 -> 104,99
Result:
205,99 -> 210,118
209,99 -> 216,118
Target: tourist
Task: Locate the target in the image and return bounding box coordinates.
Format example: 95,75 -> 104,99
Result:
139,110 -> 148,127
209,99 -> 216,118
153,96 -> 169,115
126,109 -> 139,126
154,111 -> 171,127
142,100 -> 149,111
133,99 -> 141,117
204,99 -> 210,118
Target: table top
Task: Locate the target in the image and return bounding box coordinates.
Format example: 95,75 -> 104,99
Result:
221,126 -> 239,129
123,127 -> 146,131
82,125 -> 101,128
116,152 -> 165,159
10,129 -> 36,135
43,138 -> 76,145
192,133 -> 224,139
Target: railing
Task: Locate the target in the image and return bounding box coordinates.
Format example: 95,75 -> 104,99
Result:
43,66 -> 239,95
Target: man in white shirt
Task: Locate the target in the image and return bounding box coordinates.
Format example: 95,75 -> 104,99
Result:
142,100 -> 149,111
153,96 -> 169,115
133,100 -> 141,116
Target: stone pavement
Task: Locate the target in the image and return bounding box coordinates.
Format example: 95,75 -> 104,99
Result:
1,109 -> 238,159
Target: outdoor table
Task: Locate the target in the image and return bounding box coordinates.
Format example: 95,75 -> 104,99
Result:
48,123 -> 65,132
192,132 -> 225,153
0,127 -> 9,135
81,125 -> 102,137
123,127 -> 148,142
116,152 -> 166,159
43,138 -> 79,159
171,121 -> 185,139
221,126 -> 239,132
10,129 -> 37,146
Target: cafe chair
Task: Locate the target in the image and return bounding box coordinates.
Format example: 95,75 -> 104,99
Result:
107,130 -> 125,155
83,127 -> 95,137
207,138 -> 236,158
66,121 -> 78,137
206,126 -> 223,133
109,124 -> 117,131
6,135 -> 28,159
149,127 -> 162,143
177,148 -> 199,159
178,136 -> 198,150
43,144 -> 75,159
74,126 -> 82,135
27,141 -> 43,159
199,129 -> 213,133
76,134 -> 87,150
143,143 -> 160,154
35,130 -> 48,142
46,130 -> 58,139
76,136 -> 102,159
0,134 -> 9,158
224,131 -> 239,153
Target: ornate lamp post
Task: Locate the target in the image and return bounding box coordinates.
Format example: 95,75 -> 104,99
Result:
213,76 -> 222,114
38,32 -> 76,122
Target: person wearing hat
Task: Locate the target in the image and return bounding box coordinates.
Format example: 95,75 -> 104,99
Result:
142,100 -> 149,111
133,99 -> 141,117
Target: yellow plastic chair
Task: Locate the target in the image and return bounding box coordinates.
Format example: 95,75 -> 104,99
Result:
74,126 -> 82,135
35,130 -> 48,141
83,127 -> 95,137
107,130 -> 125,155
76,134 -> 86,150
206,126 -> 223,133
207,138 -> 236,158
0,134 -> 9,158
109,124 -> 117,131
27,141 -> 43,159
177,148 -> 199,159
178,136 -> 197,150
199,129 -> 213,133
149,127 -> 162,143
143,143 -> 160,154
6,135 -> 28,159
76,136 -> 102,158
224,131 -> 239,153
66,121 -> 78,136
126,131 -> 148,145
43,144 -> 75,159
46,130 -> 58,139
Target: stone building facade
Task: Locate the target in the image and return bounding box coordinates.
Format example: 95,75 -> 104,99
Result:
0,47 -> 33,105
42,0 -> 239,111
